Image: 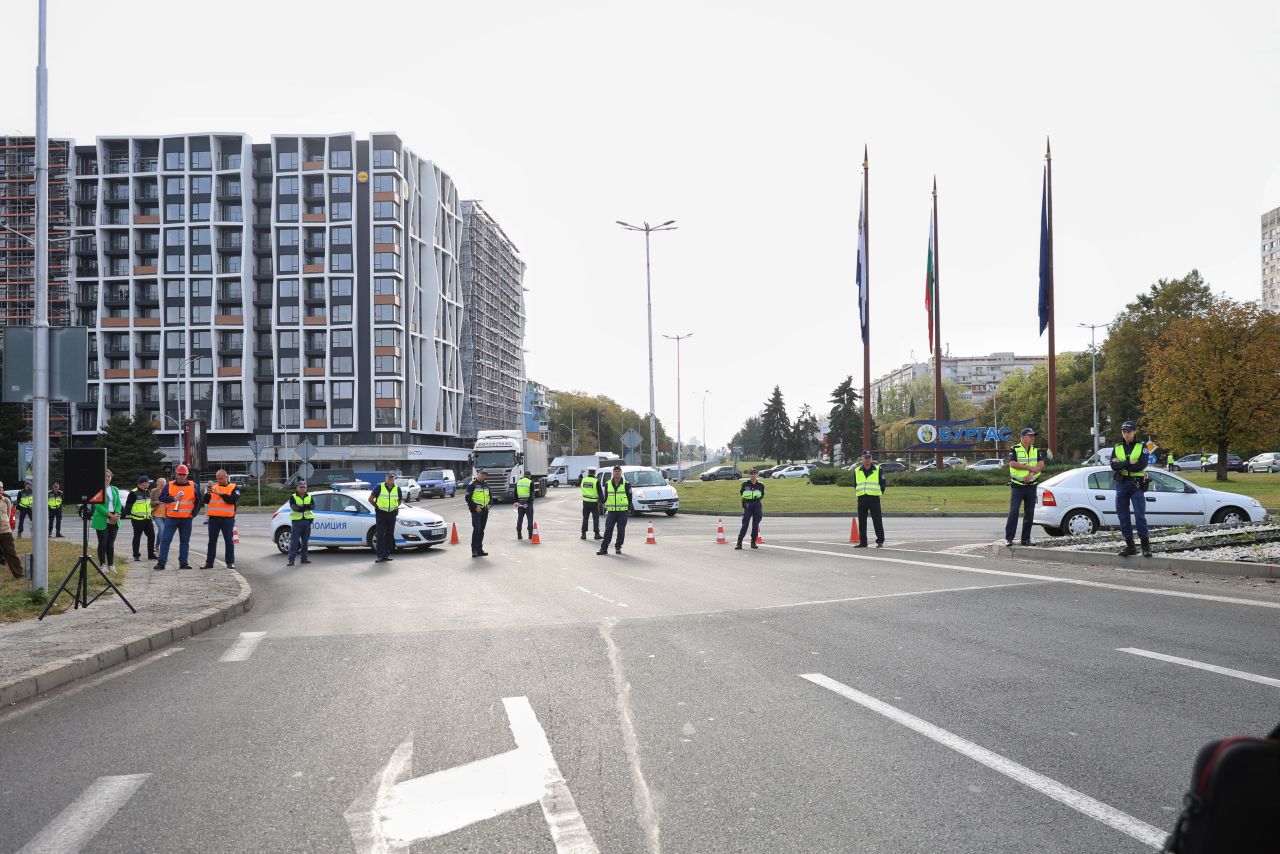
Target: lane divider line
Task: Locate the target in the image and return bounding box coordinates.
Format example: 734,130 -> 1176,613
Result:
1117,647 -> 1280,688
219,631 -> 267,662
770,542 -> 1280,610
18,773 -> 150,854
800,673 -> 1166,850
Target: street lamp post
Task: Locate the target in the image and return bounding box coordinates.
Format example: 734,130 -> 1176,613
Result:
279,377 -> 300,483
617,219 -> 677,469
663,332 -> 693,480
701,389 -> 710,464
1078,322 -> 1109,453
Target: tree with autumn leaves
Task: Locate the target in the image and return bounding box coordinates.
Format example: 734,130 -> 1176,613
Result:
1143,298 -> 1280,481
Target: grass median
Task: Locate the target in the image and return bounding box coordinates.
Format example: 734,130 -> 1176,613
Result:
1,533 -> 132,623
674,470 -> 1280,516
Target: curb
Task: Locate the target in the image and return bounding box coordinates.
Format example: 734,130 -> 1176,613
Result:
679,510 -> 1005,518
989,544 -> 1280,578
0,570 -> 254,708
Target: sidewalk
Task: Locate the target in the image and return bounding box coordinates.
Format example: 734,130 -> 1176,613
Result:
0,564 -> 252,707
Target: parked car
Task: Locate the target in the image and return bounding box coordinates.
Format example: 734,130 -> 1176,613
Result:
1168,454 -> 1204,472
942,456 -> 967,468
913,461 -> 959,472
771,465 -> 812,479
1205,454 -> 1246,473
699,465 -> 741,481
270,489 -> 448,554
877,461 -> 909,473
754,465 -> 785,478
394,476 -> 423,502
616,466 -> 680,516
415,469 -> 457,498
1033,466 -> 1265,536
969,458 -> 1006,472
1246,452 -> 1280,473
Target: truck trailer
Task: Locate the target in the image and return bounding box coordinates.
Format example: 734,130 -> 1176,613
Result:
471,430 -> 549,501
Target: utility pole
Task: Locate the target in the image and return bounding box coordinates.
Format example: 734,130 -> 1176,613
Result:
31,0 -> 51,591
617,220 -> 677,469
663,333 -> 693,479
1078,322 -> 1109,453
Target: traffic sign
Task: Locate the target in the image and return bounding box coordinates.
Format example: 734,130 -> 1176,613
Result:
247,440 -> 265,458
622,429 -> 642,449
248,460 -> 265,477
295,439 -> 316,461
296,461 -> 315,480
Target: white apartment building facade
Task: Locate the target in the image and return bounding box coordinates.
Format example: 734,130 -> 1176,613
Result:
1263,205 -> 1280,313
869,352 -> 1046,410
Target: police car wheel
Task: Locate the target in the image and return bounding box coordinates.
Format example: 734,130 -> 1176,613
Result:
665,509 -> 678,517
324,546 -> 339,551
416,544 -> 431,551
1211,507 -> 1246,525
274,527 -> 291,555
1061,510 -> 1098,536
366,529 -> 379,552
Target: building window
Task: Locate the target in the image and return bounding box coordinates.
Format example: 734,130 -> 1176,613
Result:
331,304 -> 352,323
164,151 -> 184,170
190,176 -> 212,195
166,306 -> 184,324
374,252 -> 399,272
330,278 -> 352,297
375,407 -> 401,427
278,305 -> 299,324
191,150 -> 212,170
332,407 -> 353,427
332,381 -> 353,398
165,177 -> 184,195
373,277 -> 396,296
277,279 -> 298,298
330,150 -> 352,169
373,328 -> 399,348
222,256 -> 242,273
278,228 -> 299,247
277,330 -> 299,350
374,355 -> 400,373
165,330 -> 184,349
372,175 -> 396,194
331,226 -> 352,245
372,149 -> 397,169
165,203 -> 184,222
330,330 -> 352,349
165,229 -> 185,246
278,254 -> 299,273
278,203 -> 298,222
330,201 -> 351,220
329,176 -> 351,194
373,226 -> 397,245
278,177 -> 298,196
374,380 -> 399,398
277,150 -> 298,171
165,280 -> 184,299
191,254 -> 212,273
165,255 -> 185,273
191,330 -> 212,350
332,356 -> 353,374
191,304 -> 211,324
372,201 -> 398,220
279,357 -> 299,376
191,228 -> 211,245
373,303 -> 399,323
330,253 -> 352,272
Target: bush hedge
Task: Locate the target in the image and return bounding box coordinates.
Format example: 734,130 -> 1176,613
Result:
808,463 -> 1078,488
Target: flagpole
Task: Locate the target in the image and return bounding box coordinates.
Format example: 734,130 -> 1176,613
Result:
861,145 -> 872,456
933,177 -> 943,469
1045,139 -> 1057,457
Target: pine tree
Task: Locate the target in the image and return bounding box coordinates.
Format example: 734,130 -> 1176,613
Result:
827,376 -> 862,464
760,386 -> 792,465
790,404 -> 821,462
93,410 -> 166,487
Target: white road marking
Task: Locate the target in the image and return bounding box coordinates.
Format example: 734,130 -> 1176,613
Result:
1118,647 -> 1280,688
600,619 -> 661,854
218,631 -> 267,662
802,674 -> 1166,850
609,572 -> 660,584
18,773 -> 150,854
777,542 -> 1280,610
575,586 -> 629,608
1,648 -> 183,721
345,699 -> 599,854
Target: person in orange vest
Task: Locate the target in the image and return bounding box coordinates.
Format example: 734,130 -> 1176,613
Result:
154,464 -> 202,571
201,468 -> 241,569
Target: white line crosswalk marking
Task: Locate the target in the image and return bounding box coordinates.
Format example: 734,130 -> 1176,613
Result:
18,774 -> 149,854
219,631 -> 267,662
1118,648 -> 1280,688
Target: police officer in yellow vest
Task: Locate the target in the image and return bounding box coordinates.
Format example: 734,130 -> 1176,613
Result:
597,466 -> 633,556
1005,427 -> 1045,546
854,451 -> 888,548
1112,420 -> 1151,557
736,469 -> 766,549
369,472 -> 402,563
465,469 -> 491,557
515,473 -> 535,540
15,479 -> 34,537
124,475 -> 156,562
47,482 -> 65,538
286,480 -> 314,566
580,467 -> 602,540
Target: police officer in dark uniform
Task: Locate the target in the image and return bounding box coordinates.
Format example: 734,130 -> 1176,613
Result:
854,451 -> 887,548
1005,427 -> 1044,546
1112,420 -> 1151,557
465,469 -> 491,557
47,482 -> 65,538
580,467 -> 602,540
368,472 -> 402,563
597,466 -> 632,556
736,470 -> 765,549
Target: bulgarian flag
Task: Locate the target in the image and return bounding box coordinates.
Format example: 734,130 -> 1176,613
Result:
925,196 -> 937,353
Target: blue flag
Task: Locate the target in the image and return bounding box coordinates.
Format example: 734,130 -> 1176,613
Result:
856,179 -> 868,345
1038,163 -> 1051,336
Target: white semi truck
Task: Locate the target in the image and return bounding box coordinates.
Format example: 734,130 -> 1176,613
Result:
471,430 -> 549,501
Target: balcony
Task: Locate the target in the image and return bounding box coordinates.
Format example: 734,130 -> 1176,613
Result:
104,158 -> 130,175
135,157 -> 158,172
303,366 -> 325,377
103,345 -> 130,359
135,369 -> 158,379
302,160 -> 325,171
100,317 -> 129,328
135,214 -> 160,225
302,263 -> 324,275
103,368 -> 130,379
303,418 -> 326,428
133,265 -> 157,276
302,213 -> 325,223
302,315 -> 327,326
217,236 -> 243,252
134,238 -> 161,252
218,155 -> 242,171
136,289 -> 160,305
214,314 -> 244,326
217,366 -> 242,378
103,240 -> 129,256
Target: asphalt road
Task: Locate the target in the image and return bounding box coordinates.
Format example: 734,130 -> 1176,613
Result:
3,489 -> 1278,853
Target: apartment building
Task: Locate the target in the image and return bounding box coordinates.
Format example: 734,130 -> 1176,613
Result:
68,131 -> 471,476
869,351 -> 1046,409
1264,205 -> 1280,313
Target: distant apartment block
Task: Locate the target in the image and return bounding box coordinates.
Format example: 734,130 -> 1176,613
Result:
870,352 -> 1045,410
65,131 -> 475,475
459,200 -> 526,437
1264,206 -> 1280,312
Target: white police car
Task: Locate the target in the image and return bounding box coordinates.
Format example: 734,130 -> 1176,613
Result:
271,489 -> 448,554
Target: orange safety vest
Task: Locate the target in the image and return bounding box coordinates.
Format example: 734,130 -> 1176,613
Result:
167,481 -> 198,519
206,483 -> 237,518
151,487 -> 168,519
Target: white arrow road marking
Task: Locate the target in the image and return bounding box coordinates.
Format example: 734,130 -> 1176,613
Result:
345,697 -> 599,854
802,673 -> 1167,850
219,631 -> 266,662
1118,648 -> 1280,688
18,774 -> 149,854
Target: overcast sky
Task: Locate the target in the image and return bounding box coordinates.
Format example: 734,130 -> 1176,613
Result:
4,0 -> 1278,451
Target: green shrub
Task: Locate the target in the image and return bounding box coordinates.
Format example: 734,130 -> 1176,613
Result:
809,467 -> 840,485
835,471 -> 854,488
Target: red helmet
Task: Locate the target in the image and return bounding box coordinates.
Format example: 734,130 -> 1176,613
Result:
175,464 -> 189,475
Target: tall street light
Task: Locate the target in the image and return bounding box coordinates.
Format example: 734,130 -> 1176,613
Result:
617,219 -> 677,469
1078,322 -> 1110,453
279,377 -> 300,483
701,389 -> 710,464
663,332 -> 693,479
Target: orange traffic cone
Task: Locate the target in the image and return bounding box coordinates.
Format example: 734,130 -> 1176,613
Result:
715,518 -> 727,544
848,517 -> 861,543
449,522 -> 460,545
530,522 -> 541,544
232,526 -> 240,544
755,525 -> 765,545
645,521 -> 657,544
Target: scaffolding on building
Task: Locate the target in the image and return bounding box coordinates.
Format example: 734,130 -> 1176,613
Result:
459,200 -> 526,437
0,137 -> 74,443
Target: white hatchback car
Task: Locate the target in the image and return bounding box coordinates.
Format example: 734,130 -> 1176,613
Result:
394,477 -> 423,501
1246,452 -> 1280,473
1033,466 -> 1266,537
771,465 -> 812,479
271,489 -> 449,554
611,466 -> 680,516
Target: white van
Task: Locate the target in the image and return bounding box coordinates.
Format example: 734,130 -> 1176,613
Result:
1079,448 -> 1115,467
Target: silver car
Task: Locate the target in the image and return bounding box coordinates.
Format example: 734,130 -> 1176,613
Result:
1246,452 -> 1280,473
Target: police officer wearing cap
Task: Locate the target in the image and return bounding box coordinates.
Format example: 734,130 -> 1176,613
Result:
1112,420 -> 1152,557
1005,427 -> 1045,546
580,467 -> 602,540
854,451 -> 888,548
286,479 -> 314,566
47,482 -> 64,538
736,469 -> 766,549
465,469 -> 491,557
15,479 -> 34,537
124,475 -> 156,562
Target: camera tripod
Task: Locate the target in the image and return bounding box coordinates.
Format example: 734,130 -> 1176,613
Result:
38,498 -> 136,620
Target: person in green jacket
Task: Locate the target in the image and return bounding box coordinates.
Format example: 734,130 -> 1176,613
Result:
90,469 -> 124,573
